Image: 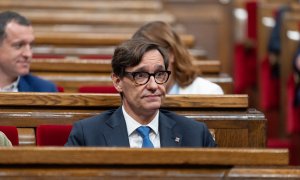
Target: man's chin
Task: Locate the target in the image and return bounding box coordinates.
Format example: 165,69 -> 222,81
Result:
18,70 -> 30,76
144,103 -> 161,111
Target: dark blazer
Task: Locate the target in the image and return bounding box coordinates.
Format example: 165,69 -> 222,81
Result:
65,107 -> 216,147
18,74 -> 58,92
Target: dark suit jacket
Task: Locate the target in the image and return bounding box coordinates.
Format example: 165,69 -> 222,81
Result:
18,74 -> 58,92
65,107 -> 216,147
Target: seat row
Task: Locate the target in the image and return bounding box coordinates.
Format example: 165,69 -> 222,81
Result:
0,125 -> 72,146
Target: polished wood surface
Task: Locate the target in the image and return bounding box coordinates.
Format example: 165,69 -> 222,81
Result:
0,0 -> 163,12
0,93 -> 248,108
0,147 -> 288,165
33,31 -> 194,48
0,93 -> 266,147
29,58 -> 231,93
0,147 -> 292,179
30,58 -> 220,74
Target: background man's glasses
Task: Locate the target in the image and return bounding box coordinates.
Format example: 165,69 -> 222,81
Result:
125,71 -> 171,85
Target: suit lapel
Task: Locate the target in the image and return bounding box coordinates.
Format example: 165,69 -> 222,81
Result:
159,112 -> 182,147
18,76 -> 31,92
103,107 -> 130,147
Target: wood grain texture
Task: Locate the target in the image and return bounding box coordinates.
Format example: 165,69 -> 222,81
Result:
0,0 -> 163,12
0,148 -> 292,179
0,93 -> 266,147
0,147 -> 288,166
0,93 -> 248,108
33,31 -> 194,47
30,58 -> 220,74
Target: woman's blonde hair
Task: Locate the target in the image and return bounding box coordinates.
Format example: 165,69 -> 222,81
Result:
132,21 -> 199,87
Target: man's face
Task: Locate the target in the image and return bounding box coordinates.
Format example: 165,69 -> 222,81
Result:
0,21 -> 34,78
113,49 -> 167,117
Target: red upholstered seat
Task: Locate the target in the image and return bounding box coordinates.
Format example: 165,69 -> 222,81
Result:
259,55 -> 280,110
0,126 -> 19,146
79,55 -> 112,59
32,54 -> 65,59
233,1 -> 258,94
287,75 -> 300,134
36,125 -> 72,146
57,86 -> 65,92
78,85 -> 118,93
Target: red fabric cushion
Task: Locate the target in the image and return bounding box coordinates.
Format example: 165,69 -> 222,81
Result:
32,54 -> 65,59
57,86 -> 65,92
78,86 -> 118,93
287,75 -> 300,134
36,125 -> 72,146
246,1 -> 257,41
233,43 -> 257,93
260,55 -> 280,110
79,55 -> 112,60
0,126 -> 19,146
267,138 -> 291,148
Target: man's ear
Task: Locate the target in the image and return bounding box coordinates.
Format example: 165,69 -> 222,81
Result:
111,73 -> 122,92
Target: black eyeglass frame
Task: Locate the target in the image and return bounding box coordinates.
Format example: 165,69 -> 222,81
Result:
124,71 -> 171,85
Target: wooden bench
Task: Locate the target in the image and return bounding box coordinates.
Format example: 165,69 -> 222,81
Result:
279,11 -> 300,135
30,57 -> 232,93
3,9 -> 175,26
30,58 -> 221,75
32,46 -> 207,60
0,0 -> 163,12
0,93 -> 265,147
256,1 -> 288,108
0,147 -> 294,179
32,31 -> 195,48
32,72 -> 233,94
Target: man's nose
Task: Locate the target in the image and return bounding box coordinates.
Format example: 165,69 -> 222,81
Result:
146,76 -> 158,89
22,45 -> 32,58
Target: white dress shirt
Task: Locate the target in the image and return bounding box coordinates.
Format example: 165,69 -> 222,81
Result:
0,76 -> 20,92
122,105 -> 160,148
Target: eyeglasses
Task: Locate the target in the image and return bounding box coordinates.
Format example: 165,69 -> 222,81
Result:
124,71 -> 171,85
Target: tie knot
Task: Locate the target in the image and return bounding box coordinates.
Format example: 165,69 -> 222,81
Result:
136,126 -> 151,138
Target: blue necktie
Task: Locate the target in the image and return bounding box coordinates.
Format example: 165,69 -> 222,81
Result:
136,126 -> 154,148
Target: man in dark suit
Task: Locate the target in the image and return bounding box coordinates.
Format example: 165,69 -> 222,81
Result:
65,39 -> 216,148
0,11 -> 57,92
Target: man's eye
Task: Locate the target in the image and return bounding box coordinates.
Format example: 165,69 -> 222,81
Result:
13,43 -> 23,49
136,73 -> 147,78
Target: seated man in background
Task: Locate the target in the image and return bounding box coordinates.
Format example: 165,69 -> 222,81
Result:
132,21 -> 223,95
65,39 -> 216,147
0,131 -> 12,147
0,11 -> 57,92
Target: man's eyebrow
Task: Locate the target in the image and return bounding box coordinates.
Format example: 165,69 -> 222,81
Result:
132,65 -> 165,72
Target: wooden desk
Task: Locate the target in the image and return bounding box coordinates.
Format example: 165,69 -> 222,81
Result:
0,0 -> 163,12
30,58 -> 230,93
0,147 -> 291,179
3,9 -> 175,26
32,31 -> 194,48
33,72 -> 233,94
32,46 -> 207,60
30,58 -> 221,75
279,12 -> 300,136
0,93 -> 265,147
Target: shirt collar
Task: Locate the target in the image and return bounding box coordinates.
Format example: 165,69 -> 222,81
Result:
0,76 -> 20,92
122,105 -> 159,136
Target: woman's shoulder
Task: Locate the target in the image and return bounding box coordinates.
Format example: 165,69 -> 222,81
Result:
180,77 -> 224,94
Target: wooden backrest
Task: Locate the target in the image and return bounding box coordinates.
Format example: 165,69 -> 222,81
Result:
0,147 -> 291,179
3,9 -> 175,25
279,11 -> 300,135
32,72 -> 233,94
0,0 -> 163,12
0,93 -> 266,147
29,58 -> 232,93
30,58 -> 221,75
32,31 -> 194,48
